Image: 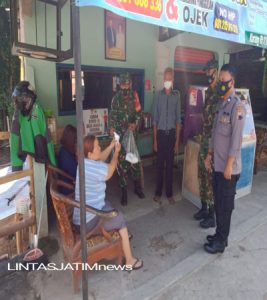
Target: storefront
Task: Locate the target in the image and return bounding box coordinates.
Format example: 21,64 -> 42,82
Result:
18,1 -> 266,140
14,0 -> 264,195
6,1 -> 267,296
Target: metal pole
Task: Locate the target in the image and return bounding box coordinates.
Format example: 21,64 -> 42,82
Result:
72,3 -> 88,299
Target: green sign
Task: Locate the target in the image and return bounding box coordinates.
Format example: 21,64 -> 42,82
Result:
245,31 -> 267,49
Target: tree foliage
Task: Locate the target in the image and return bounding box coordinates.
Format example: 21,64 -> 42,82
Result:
0,2 -> 20,131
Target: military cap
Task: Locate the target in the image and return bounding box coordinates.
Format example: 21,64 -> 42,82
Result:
120,73 -> 131,85
203,59 -> 219,71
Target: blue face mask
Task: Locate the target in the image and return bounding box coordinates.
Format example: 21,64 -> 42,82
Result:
216,79 -> 232,96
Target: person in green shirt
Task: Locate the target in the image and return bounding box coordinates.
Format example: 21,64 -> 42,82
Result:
10,81 -> 56,171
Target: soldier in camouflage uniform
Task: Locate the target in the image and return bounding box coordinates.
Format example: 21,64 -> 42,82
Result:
193,59 -> 219,228
109,73 -> 145,206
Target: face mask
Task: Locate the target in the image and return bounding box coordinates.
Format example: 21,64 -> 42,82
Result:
164,81 -> 172,90
216,79 -> 232,97
15,96 -> 34,116
206,71 -> 216,85
122,89 -> 130,97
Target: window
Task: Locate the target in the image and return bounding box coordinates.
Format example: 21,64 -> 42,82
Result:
56,65 -> 144,115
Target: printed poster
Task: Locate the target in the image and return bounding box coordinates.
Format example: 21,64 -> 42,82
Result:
83,109 -> 109,136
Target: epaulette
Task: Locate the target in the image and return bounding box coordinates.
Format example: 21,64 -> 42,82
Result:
234,98 -> 242,110
227,95 -> 239,105
232,94 -> 241,103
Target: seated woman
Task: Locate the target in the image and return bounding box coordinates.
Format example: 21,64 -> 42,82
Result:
73,135 -> 143,271
58,125 -> 77,194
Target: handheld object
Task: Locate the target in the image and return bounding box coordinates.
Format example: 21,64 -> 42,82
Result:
114,132 -> 120,144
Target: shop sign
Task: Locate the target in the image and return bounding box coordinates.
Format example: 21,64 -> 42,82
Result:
76,0 -> 267,48
245,31 -> 267,49
213,3 -> 239,35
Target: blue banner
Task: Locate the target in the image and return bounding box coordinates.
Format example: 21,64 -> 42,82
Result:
75,0 -> 267,48
214,3 -> 239,35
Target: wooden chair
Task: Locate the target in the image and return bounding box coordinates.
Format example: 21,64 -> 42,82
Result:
48,166 -> 124,293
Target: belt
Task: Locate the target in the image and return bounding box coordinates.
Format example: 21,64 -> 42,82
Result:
158,129 -> 175,135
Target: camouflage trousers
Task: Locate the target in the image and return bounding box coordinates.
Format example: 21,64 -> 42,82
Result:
198,135 -> 214,208
117,147 -> 141,188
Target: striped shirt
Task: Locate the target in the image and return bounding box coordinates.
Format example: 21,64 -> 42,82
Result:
72,159 -> 108,225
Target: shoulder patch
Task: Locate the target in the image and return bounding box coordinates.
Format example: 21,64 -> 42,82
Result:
236,105 -> 244,120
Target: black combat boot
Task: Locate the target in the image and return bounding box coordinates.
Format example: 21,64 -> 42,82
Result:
200,206 -> 215,228
204,239 -> 225,254
121,187 -> 128,206
134,181 -> 145,199
206,234 -> 228,247
193,201 -> 208,220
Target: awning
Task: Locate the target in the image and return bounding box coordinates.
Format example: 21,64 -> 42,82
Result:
76,0 -> 267,49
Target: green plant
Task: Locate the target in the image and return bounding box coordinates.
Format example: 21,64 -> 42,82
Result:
0,2 -> 20,131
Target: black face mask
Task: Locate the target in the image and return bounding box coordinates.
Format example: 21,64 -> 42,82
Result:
206,71 -> 216,85
121,89 -> 130,97
15,96 -> 34,116
216,79 -> 232,97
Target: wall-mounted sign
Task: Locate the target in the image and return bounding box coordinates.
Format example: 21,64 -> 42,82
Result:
245,31 -> 267,48
83,108 -> 109,137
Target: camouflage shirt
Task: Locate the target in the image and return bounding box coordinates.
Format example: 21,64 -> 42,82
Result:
202,86 -> 218,138
109,90 -> 142,137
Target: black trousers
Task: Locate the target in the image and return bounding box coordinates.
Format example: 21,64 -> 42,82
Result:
155,129 -> 176,198
213,172 -> 240,242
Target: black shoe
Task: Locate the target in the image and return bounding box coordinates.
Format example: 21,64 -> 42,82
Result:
193,208 -> 208,220
206,234 -> 228,247
121,188 -> 128,206
134,181 -> 145,199
206,233 -> 217,242
204,240 -> 225,254
200,215 -> 216,228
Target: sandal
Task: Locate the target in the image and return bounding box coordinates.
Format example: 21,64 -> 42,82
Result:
127,258 -> 143,272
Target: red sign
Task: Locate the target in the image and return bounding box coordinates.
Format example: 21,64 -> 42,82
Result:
105,0 -> 163,19
145,79 -> 151,90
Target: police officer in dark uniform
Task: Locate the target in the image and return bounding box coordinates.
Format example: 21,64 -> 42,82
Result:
204,64 -> 245,254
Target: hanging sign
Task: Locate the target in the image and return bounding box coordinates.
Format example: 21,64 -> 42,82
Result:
76,0 -> 267,48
